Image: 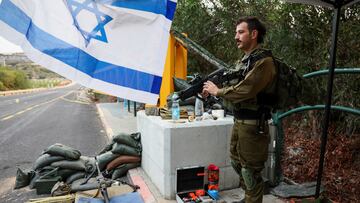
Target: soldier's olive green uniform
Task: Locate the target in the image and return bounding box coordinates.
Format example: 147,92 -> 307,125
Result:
217,47 -> 276,203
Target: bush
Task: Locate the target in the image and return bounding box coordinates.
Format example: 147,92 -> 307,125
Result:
0,66 -> 30,90
14,71 -> 30,89
0,81 -> 5,91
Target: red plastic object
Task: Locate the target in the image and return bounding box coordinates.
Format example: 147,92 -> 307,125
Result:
207,164 -> 219,190
195,189 -> 205,196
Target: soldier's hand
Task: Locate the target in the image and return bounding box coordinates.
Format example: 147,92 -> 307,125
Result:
201,89 -> 209,98
203,81 -> 219,96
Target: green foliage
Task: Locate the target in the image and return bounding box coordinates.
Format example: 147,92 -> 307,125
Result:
0,66 -> 30,90
0,81 -> 5,91
172,1 -> 360,135
13,63 -> 61,79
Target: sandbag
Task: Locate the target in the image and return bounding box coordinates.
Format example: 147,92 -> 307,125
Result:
82,156 -> 96,173
43,143 -> 81,160
66,172 -> 86,184
33,154 -> 65,170
58,168 -> 79,180
111,143 -> 140,156
98,141 -> 115,155
51,159 -> 86,171
96,151 -> 119,171
14,168 -> 35,189
106,155 -> 141,171
111,163 -> 140,180
112,133 -> 141,150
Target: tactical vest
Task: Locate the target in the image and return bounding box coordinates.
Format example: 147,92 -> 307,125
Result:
222,49 -> 275,115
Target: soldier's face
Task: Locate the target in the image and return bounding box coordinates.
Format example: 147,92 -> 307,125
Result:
235,22 -> 256,51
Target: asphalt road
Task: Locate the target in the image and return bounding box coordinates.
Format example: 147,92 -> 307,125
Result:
0,84 -> 108,202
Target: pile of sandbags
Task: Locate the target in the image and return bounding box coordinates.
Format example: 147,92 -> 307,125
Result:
14,132 -> 142,194
15,143 -> 95,191
96,132 -> 142,180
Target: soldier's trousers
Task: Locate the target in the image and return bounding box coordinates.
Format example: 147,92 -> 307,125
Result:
230,119 -> 270,203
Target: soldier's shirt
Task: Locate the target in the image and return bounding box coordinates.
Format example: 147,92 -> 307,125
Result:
216,47 -> 276,106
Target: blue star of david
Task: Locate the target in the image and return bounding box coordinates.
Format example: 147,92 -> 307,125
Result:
66,0 -> 113,46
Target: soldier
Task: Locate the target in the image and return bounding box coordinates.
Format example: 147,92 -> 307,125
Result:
202,16 -> 276,203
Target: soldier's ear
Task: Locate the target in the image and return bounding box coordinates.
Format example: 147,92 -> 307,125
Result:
251,30 -> 258,40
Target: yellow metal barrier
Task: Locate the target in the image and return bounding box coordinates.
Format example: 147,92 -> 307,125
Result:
158,33 -> 187,107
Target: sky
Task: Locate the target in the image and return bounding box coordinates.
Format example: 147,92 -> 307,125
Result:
0,36 -> 23,54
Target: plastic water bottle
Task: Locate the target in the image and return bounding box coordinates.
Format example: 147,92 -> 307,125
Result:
172,93 -> 180,120
195,95 -> 204,118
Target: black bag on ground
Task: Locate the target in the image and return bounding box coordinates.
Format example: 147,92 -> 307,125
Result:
43,143 -> 81,160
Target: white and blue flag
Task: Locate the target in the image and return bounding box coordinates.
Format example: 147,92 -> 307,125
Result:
0,0 -> 177,104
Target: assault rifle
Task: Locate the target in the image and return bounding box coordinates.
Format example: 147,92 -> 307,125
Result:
172,30 -> 240,101
176,68 -> 243,101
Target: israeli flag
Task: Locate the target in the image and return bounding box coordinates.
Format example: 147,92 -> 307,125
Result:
0,0 -> 177,104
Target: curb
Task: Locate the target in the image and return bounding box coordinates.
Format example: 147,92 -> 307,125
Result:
96,103 -> 114,141
0,81 -> 73,96
0,87 -> 47,96
127,168 -> 156,203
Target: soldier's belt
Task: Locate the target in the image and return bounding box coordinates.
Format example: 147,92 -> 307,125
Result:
236,119 -> 269,126
233,109 -> 260,120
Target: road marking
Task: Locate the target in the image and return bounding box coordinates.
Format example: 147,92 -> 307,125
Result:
1,115 -> 14,121
60,97 -> 90,105
0,91 -> 75,122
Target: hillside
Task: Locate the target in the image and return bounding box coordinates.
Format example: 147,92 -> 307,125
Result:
0,53 -> 62,79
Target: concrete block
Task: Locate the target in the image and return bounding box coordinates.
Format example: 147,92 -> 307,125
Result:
137,111 -> 235,199
220,165 -> 240,190
141,152 -> 166,195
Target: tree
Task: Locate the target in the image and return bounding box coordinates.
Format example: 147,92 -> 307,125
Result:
172,0 -> 360,135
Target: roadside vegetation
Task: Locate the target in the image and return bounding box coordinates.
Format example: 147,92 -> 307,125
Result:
173,1 -> 359,202
29,78 -> 64,88
0,66 -> 29,90
0,64 -> 65,91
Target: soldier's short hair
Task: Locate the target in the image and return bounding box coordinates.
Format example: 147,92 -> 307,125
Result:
236,16 -> 267,44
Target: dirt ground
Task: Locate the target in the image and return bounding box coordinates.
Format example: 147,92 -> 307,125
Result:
281,115 -> 360,202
